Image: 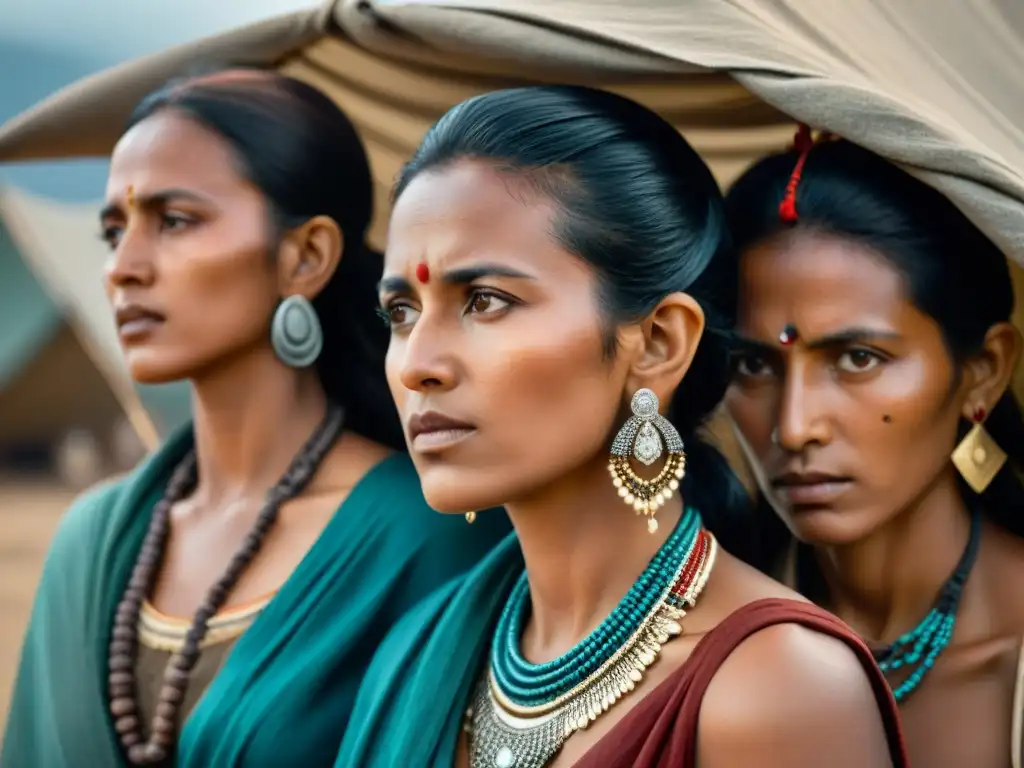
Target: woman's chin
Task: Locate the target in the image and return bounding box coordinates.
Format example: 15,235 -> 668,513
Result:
420,475 -> 504,516
422,493 -> 490,516
785,508 -> 877,548
125,354 -> 189,386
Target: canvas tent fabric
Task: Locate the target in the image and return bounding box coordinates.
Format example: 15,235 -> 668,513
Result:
0,191 -> 128,452
0,216 -> 62,393
0,0 -> 1020,411
0,0 -> 1021,260
0,187 -> 190,448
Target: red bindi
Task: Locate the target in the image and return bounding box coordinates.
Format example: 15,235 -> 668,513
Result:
778,324 -> 798,346
415,262 -> 430,284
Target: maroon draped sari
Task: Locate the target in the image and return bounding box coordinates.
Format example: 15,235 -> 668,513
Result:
574,598 -> 908,768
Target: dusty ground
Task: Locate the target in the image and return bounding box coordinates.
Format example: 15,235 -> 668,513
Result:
0,480 -> 77,732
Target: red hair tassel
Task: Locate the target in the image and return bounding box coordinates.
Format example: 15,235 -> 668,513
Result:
778,123 -> 814,224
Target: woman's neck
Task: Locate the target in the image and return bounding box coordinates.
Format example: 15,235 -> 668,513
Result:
506,456 -> 685,663
813,469 -> 973,643
189,346 -> 328,505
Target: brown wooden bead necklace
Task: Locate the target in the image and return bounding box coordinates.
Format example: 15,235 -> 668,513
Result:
107,404 -> 344,765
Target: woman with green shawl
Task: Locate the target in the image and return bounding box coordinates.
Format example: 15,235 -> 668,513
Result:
334,86 -> 908,767
0,69 -> 509,767
331,87 -> 909,765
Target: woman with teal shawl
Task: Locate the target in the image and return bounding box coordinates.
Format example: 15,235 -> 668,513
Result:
335,86 -> 907,767
1,69 -> 509,767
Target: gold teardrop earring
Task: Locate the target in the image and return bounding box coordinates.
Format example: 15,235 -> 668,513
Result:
608,388 -> 686,534
951,405 -> 1006,493
464,511 -> 477,524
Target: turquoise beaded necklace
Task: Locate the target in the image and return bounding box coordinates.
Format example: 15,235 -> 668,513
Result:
799,510 -> 981,703
490,507 -> 702,708
873,510 -> 981,701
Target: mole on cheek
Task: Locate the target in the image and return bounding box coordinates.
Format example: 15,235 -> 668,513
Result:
882,414 -> 892,423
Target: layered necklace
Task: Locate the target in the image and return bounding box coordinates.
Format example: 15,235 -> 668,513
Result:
465,507 -> 716,768
107,405 -> 344,765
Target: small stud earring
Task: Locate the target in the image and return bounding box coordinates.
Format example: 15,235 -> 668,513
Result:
608,388 -> 686,534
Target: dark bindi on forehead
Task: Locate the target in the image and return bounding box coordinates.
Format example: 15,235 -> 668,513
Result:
778,324 -> 798,346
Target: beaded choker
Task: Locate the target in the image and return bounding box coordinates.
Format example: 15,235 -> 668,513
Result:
871,510 -> 982,702
107,405 -> 344,765
466,508 -> 716,768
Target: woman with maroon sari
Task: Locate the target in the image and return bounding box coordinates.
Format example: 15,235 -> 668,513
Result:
333,86 -> 908,767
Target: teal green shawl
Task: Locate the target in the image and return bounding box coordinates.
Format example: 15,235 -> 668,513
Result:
1,425 -> 511,767
333,533 -> 524,766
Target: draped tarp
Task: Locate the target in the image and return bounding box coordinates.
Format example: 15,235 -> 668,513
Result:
0,0 -> 1020,257
0,0 -> 1020,450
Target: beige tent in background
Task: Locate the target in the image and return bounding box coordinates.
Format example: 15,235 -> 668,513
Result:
0,188 -> 157,484
0,1 -> 1021,249
0,0 -> 1021,457
0,188 -> 195,459
0,188 -> 159,449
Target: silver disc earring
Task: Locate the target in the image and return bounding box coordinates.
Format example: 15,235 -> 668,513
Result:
271,295 -> 323,368
608,388 -> 686,534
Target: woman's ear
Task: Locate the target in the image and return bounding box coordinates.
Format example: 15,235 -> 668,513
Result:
624,292 -> 705,407
959,321 -> 1021,419
276,215 -> 344,299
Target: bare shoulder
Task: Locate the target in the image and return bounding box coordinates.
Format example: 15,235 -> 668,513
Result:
689,549 -> 807,629
696,622 -> 896,768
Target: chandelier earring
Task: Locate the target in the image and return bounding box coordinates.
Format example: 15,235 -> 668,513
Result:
608,388 -> 686,534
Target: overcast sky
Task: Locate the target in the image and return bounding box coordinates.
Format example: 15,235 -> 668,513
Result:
0,0 -> 317,200
0,0 -> 317,62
